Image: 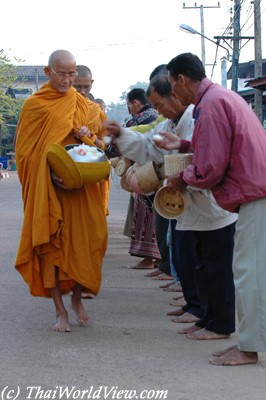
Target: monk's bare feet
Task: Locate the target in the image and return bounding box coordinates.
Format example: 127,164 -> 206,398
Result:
209,347 -> 258,366
50,282 -> 71,332
212,345 -> 238,357
167,308 -> 185,316
178,324 -> 201,334
53,311 -> 71,332
187,328 -> 230,340
129,257 -> 155,270
71,297 -> 90,326
172,312 -> 200,323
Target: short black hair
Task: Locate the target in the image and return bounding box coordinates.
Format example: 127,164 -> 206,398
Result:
146,74 -> 172,98
127,88 -> 148,105
149,64 -> 168,81
167,53 -> 206,81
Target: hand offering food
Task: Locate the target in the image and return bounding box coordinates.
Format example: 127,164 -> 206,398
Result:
153,133 -> 163,142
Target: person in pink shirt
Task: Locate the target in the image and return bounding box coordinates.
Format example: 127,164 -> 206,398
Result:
154,52 -> 266,366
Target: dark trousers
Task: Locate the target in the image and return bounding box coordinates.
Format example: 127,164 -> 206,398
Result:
171,225 -> 204,318
193,223 -> 236,334
155,212 -> 171,276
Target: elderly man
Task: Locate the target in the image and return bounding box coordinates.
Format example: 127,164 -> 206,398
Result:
15,50 -> 108,332
104,74 -> 237,337
154,52 -> 266,366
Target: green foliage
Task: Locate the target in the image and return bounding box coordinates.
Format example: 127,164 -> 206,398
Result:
107,81 -> 149,122
106,102 -> 129,123
0,49 -> 25,155
119,81 -> 149,102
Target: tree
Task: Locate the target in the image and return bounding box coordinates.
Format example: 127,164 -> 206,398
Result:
106,102 -> 128,123
0,50 -> 25,156
119,81 -> 149,102
106,81 -> 149,122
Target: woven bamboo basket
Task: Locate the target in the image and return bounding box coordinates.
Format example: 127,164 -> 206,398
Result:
120,175 -> 132,192
110,157 -> 119,168
156,163 -> 166,181
154,187 -> 191,219
164,153 -> 193,177
134,161 -> 162,194
114,157 -> 133,177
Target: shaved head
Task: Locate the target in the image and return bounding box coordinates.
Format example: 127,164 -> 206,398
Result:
44,49 -> 77,93
76,65 -> 92,78
48,50 -> 76,68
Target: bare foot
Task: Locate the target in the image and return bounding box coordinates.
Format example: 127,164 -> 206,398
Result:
53,311 -> 71,332
170,298 -> 187,307
167,308 -> 185,316
144,270 -> 162,277
160,280 -> 177,289
173,294 -> 184,301
128,257 -> 155,270
163,282 -> 183,292
178,324 -> 201,334
50,281 -> 71,332
71,297 -> 90,325
172,312 -> 200,323
212,345 -> 238,357
209,347 -> 258,366
187,328 -> 230,340
152,273 -> 174,281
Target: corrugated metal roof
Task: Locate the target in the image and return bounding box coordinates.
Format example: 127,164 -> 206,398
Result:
245,76 -> 266,91
15,65 -> 47,80
227,59 -> 266,79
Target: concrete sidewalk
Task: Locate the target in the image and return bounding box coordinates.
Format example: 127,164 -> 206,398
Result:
0,172 -> 265,400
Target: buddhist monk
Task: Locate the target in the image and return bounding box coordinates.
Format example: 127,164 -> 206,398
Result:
73,65 -> 110,300
74,65 -> 110,217
15,50 -> 108,332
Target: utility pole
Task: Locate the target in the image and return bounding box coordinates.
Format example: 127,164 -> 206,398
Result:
231,0 -> 241,92
253,0 -> 263,123
182,2 -> 220,68
221,57 -> 227,88
214,1 -> 254,93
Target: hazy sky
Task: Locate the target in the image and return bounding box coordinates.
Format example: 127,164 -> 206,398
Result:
1,0 -> 265,103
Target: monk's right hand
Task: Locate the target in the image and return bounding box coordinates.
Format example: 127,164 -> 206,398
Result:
50,172 -> 68,189
103,121 -> 122,138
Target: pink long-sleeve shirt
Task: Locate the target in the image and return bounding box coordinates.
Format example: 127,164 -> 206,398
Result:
180,78 -> 266,213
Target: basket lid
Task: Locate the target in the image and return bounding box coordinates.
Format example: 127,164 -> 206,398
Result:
47,144 -> 83,189
154,186 -> 185,219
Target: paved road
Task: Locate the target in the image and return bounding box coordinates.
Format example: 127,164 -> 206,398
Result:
0,172 -> 265,400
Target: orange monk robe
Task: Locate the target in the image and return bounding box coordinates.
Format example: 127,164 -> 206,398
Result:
86,103 -> 110,216
15,83 -> 108,297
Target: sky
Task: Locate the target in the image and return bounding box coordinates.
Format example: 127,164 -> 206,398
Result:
1,0 -> 265,104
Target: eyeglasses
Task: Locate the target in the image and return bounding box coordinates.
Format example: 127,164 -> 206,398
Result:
50,68 -> 78,79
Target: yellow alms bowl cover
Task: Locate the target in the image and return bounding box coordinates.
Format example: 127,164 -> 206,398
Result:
46,144 -> 83,189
